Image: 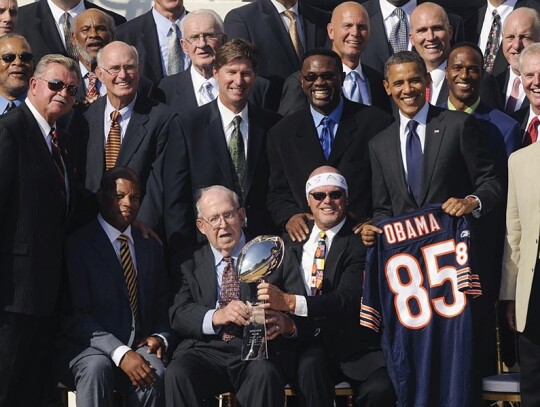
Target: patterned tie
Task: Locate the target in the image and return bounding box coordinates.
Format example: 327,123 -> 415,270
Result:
86,72 -> 99,98
62,12 -> 76,58
117,234 -> 139,322
283,9 -> 304,60
348,71 -> 363,103
219,257 -> 242,342
105,110 -> 121,170
2,100 -> 16,114
406,120 -> 423,205
199,81 -> 215,105
229,116 -> 246,201
49,128 -> 66,202
168,22 -> 183,75
319,117 -> 333,160
389,8 -> 408,54
311,231 -> 326,296
483,10 -> 501,74
524,116 -> 539,146
505,76 -> 521,114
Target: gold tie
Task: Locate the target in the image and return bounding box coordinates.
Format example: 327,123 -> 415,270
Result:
118,234 -> 139,321
283,9 -> 304,60
105,110 -> 121,170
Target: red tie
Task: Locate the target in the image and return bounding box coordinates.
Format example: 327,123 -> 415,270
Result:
426,85 -> 431,103
50,128 -> 67,206
524,116 -> 539,146
505,77 -> 521,114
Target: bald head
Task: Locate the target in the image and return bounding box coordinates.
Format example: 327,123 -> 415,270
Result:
502,7 -> 540,74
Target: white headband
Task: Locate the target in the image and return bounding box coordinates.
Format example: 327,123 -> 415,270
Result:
305,172 -> 348,200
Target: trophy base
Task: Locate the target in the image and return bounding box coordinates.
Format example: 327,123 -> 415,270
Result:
241,307 -> 268,361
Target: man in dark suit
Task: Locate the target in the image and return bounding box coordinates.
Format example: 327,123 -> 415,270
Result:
116,0 -> 188,86
0,54 -> 79,407
224,0 -> 330,110
0,33 -> 33,114
16,0 -> 125,63
165,185 -> 294,407
58,167 -> 170,407
267,48 -> 393,243
278,1 -> 390,116
258,166 -> 395,407
160,38 -> 281,263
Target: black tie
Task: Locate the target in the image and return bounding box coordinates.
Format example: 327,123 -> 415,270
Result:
3,101 -> 16,114
406,120 -> 422,205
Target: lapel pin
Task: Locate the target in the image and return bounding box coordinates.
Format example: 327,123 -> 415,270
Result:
434,129 -> 440,133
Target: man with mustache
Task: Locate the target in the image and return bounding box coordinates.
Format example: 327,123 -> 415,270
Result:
0,33 -> 33,114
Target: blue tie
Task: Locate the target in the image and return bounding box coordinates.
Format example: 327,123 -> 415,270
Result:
320,117 -> 333,159
348,71 -> 363,103
406,120 -> 422,205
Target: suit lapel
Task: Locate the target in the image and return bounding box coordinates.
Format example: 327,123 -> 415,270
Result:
85,98 -> 106,191
260,0 -> 299,68
245,104 -> 264,196
133,230 -> 150,326
141,11 -> 164,83
324,225 -> 348,288
420,106 -> 446,205
178,71 -> 199,109
118,96 -> 149,166
298,109 -> 327,162
328,101 -> 357,164
197,246 -> 219,307
367,7 -> 391,63
38,0 -> 66,54
387,120 -> 415,207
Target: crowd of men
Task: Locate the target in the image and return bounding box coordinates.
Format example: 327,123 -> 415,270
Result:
1,0 -> 540,405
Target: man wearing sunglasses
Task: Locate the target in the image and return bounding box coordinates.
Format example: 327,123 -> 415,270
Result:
0,53 -> 80,406
258,165 -> 395,407
0,33 -> 33,114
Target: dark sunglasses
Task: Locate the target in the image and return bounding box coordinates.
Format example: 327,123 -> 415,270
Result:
37,78 -> 78,96
310,190 -> 344,201
1,52 -> 34,63
301,72 -> 337,83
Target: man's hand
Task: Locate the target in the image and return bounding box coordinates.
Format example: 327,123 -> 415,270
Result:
136,336 -> 166,359
506,300 -> 517,332
265,309 -> 295,340
133,219 -> 163,245
257,282 -> 295,312
212,300 -> 251,327
352,219 -> 371,235
286,213 -> 313,242
361,224 -> 383,247
442,197 -> 478,217
119,350 -> 156,388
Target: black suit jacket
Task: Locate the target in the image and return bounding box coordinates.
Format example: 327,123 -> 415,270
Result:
511,105 -> 532,146
224,0 -> 330,109
369,105 -> 502,221
0,103 -> 71,316
161,100 -> 281,257
277,65 -> 391,116
267,99 -> 393,230
16,0 -> 126,63
495,67 -> 530,114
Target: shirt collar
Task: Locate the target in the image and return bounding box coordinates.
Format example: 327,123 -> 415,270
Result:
310,96 -> 344,127
190,65 -> 217,91
342,62 -> 364,80
0,94 -> 23,113
310,217 -> 346,245
447,97 -> 481,114
217,97 -> 249,127
270,0 -> 300,15
25,97 -> 54,137
152,6 -> 186,38
209,232 -> 247,267
79,61 -> 90,78
429,60 -> 447,84
379,0 -> 416,20
486,0 -> 518,15
399,101 -> 429,127
97,213 -> 134,246
105,93 -> 137,123
47,0 -> 85,23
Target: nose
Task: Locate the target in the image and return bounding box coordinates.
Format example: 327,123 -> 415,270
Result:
425,29 -> 436,41
458,67 -> 468,79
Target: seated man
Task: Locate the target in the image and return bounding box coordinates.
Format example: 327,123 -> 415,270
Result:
58,167 -> 171,407
165,185 -> 296,407
258,166 -> 396,407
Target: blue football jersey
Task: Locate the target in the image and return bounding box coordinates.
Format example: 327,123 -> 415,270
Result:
360,204 -> 481,407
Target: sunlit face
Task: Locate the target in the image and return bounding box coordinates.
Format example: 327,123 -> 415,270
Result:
181,14 -> 224,76
96,42 -> 139,104
0,0 -> 17,35
502,12 -> 538,74
446,47 -> 483,107
521,52 -> 540,115
98,178 -> 140,232
301,55 -> 343,115
72,10 -> 113,66
214,58 -> 254,113
384,61 -> 430,119
308,186 -> 346,231
153,0 -> 184,19
0,37 -> 33,99
328,4 -> 369,65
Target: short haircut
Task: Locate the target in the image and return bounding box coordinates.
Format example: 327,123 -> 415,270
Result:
301,48 -> 342,72
384,51 -> 428,80
99,166 -> 140,193
214,38 -> 258,72
195,185 -> 240,218
520,42 -> 540,72
449,41 -> 484,68
71,9 -> 115,39
0,33 -> 30,46
96,42 -> 139,67
34,53 -> 81,84
180,9 -> 225,37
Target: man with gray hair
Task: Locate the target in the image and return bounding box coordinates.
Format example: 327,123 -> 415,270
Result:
0,33 -> 33,114
0,0 -> 17,35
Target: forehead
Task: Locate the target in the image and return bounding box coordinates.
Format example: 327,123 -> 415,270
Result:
113,178 -> 139,192
302,55 -> 338,72
0,0 -> 16,8
217,58 -> 253,72
521,52 -> 540,72
102,46 -> 137,65
0,38 -> 30,53
504,14 -> 535,34
387,61 -> 424,80
199,191 -> 236,214
184,14 -> 219,33
310,184 -> 343,193
449,47 -> 482,66
334,6 -> 368,25
412,7 -> 447,28
40,62 -> 77,82
75,12 -> 111,29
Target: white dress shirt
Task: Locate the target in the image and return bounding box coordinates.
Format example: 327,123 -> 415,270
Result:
478,0 -> 518,53
505,68 -> 526,111
428,61 -> 447,104
190,65 -> 218,106
103,95 -> 137,145
152,7 -> 189,76
217,97 -> 249,158
47,0 -> 85,49
342,63 -> 371,105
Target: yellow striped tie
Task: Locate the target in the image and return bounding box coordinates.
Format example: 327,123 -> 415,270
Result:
118,234 -> 139,321
105,110 -> 121,170
284,9 -> 304,60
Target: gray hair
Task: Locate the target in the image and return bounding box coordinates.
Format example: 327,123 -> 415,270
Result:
520,43 -> 540,73
34,53 -> 81,84
195,185 -> 240,218
180,9 -> 225,38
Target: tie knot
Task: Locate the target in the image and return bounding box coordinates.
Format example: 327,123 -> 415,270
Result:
223,256 -> 234,267
319,231 -> 326,240
203,81 -> 212,91
50,127 -> 58,143
118,234 -> 129,243
284,9 -> 296,20
394,7 -> 405,19
87,71 -> 97,79
170,22 -> 179,34
532,116 -> 539,126
349,70 -> 361,81
111,110 -> 121,122
232,115 -> 242,127
492,9 -> 500,18
407,119 -> 418,133
321,116 -> 332,127
63,11 -> 70,22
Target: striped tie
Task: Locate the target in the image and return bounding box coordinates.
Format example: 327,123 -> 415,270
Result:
118,234 -> 139,321
284,9 -> 304,60
105,110 -> 121,170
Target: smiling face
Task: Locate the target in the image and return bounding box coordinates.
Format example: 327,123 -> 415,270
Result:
521,50 -> 540,115
308,185 -> 347,230
446,46 -> 483,109
384,61 -> 430,118
214,57 -> 254,113
98,178 -> 140,232
301,54 -> 343,115
0,36 -> 33,99
502,10 -> 539,75
72,9 -> 113,69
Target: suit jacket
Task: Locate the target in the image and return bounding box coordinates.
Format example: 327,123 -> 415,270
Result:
62,219 -> 171,366
369,105 -> 503,221
500,142 -> 540,331
161,100 -> 281,257
16,0 -> 126,63
277,65 -> 391,116
362,0 -> 465,75
267,99 -> 393,230
496,67 -> 530,114
511,105 -> 532,146
224,0 -> 330,109
156,69 -> 271,112
0,103 -> 71,316
275,219 -> 385,381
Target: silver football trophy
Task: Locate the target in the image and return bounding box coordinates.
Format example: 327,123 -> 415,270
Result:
237,235 -> 284,360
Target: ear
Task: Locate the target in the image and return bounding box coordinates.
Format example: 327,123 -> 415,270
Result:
180,39 -> 189,55
95,66 -> 104,82
196,218 -> 207,236
383,79 -> 392,96
238,207 -> 246,227
327,22 -> 334,41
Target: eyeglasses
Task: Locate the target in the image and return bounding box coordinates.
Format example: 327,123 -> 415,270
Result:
184,32 -> 222,44
310,190 -> 344,201
301,72 -> 338,83
99,64 -> 138,76
36,78 -> 78,96
1,52 -> 34,63
200,209 -> 240,229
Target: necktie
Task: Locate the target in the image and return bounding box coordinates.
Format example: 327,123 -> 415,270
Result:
62,12 -> 76,58
168,22 -> 183,75
426,84 -> 432,103
483,10 -> 501,74
319,117 -> 333,160
283,9 -> 304,60
389,8 -> 408,54
505,76 -> 521,114
49,128 -> 67,207
229,116 -> 246,201
199,81 -> 214,105
406,120 -> 423,205
105,110 -> 121,170
311,231 -> 326,296
86,72 -> 99,98
219,257 -> 242,342
2,100 -> 16,114
117,234 -> 139,322
524,116 -> 539,146
348,71 -> 363,103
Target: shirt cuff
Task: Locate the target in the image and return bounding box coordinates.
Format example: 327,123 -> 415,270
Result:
203,309 -> 220,335
150,333 -> 168,351
111,345 -> 132,367
293,295 -> 308,317
466,195 -> 482,218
